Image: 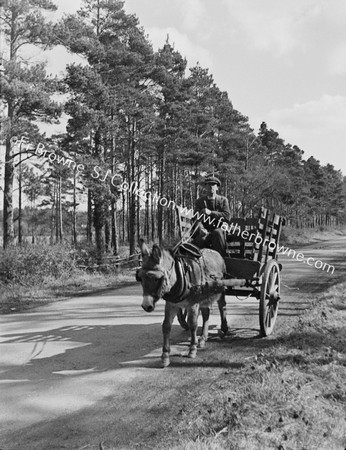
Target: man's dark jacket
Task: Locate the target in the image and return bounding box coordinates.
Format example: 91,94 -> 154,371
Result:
195,194 -> 231,231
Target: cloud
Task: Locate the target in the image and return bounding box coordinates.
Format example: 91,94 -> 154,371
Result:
50,0 -> 81,17
221,0 -> 344,56
265,95 -> 346,171
43,46 -> 87,76
177,0 -> 206,31
318,0 -> 346,26
328,43 -> 346,75
146,26 -> 213,70
268,95 -> 346,133
221,0 -> 304,55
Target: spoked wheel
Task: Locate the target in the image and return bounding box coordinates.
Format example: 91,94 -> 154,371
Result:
177,308 -> 189,330
259,259 -> 281,336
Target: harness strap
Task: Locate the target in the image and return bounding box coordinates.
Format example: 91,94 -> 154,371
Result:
163,258 -> 188,303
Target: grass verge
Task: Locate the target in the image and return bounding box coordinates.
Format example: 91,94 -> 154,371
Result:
0,269 -> 136,314
280,226 -> 346,247
0,243 -> 138,314
155,282 -> 346,450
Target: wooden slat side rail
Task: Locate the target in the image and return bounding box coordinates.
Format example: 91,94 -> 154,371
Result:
253,210 -> 284,265
264,214 -> 280,260
226,207 -> 285,264
225,217 -> 258,259
176,206 -> 194,240
271,215 -> 284,259
254,207 -> 269,263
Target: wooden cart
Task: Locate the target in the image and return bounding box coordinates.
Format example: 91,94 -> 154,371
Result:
176,206 -> 285,336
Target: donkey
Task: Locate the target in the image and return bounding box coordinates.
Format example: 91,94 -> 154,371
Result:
137,240 -> 229,367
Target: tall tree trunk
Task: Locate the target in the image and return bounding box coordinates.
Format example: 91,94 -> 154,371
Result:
18,147 -> 22,245
2,25 -> 16,249
3,136 -> 15,248
136,164 -> 141,240
151,162 -> 155,242
122,190 -> 125,243
128,120 -> 137,255
110,138 -> 119,255
94,199 -> 105,257
50,186 -> 56,244
144,160 -> 151,241
72,171 -> 77,246
105,210 -> 111,253
111,200 -> 119,255
59,176 -> 63,243
87,189 -> 93,244
157,145 -> 165,245
31,199 -> 35,244
145,194 -> 149,241
92,129 -> 107,255
55,182 -> 59,243
129,189 -> 136,255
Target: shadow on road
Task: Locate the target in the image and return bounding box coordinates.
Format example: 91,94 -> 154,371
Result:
0,322 -> 191,380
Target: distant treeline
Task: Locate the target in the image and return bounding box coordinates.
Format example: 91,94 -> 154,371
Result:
1,0 -> 345,255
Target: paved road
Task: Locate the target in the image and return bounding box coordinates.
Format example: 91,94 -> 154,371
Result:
0,237 -> 345,449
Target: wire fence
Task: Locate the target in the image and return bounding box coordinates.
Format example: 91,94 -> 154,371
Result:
76,252 -> 142,272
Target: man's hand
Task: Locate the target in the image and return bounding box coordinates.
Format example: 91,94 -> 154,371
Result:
201,208 -> 212,215
200,227 -> 209,238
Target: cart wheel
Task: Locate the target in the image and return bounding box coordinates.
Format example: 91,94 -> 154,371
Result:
259,259 -> 280,337
177,308 -> 189,330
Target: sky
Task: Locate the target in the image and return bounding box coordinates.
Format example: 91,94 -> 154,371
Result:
6,0 -> 346,176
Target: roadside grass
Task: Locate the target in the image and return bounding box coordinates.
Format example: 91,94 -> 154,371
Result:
0,269 -> 136,314
158,283 -> 346,450
0,243 -> 137,314
281,225 -> 346,247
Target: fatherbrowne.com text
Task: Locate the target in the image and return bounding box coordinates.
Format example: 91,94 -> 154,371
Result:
180,206 -> 335,275
275,245 -> 334,274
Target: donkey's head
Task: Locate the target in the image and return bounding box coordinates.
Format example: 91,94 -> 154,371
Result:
136,240 -> 175,312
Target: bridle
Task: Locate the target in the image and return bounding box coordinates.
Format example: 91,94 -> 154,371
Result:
136,258 -> 175,302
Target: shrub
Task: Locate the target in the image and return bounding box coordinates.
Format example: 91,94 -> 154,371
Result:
0,243 -> 79,285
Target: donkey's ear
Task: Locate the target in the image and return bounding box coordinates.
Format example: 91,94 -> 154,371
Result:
151,244 -> 162,263
139,239 -> 149,256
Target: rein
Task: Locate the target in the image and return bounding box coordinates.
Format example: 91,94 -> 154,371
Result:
172,219 -> 200,253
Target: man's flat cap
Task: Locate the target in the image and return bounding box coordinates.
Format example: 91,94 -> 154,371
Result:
202,176 -> 221,187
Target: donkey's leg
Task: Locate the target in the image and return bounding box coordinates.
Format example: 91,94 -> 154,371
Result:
198,306 -> 210,348
162,302 -> 179,367
218,292 -> 229,335
187,304 -> 199,358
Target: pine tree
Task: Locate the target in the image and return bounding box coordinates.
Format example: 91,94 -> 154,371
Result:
60,0 -> 154,255
151,41 -> 189,242
0,0 -> 61,247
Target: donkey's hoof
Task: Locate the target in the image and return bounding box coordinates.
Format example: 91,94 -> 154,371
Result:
161,353 -> 170,368
218,329 -> 226,339
218,328 -> 235,338
188,347 -> 197,359
198,337 -> 206,349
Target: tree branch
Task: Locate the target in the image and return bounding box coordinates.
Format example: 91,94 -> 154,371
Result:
14,154 -> 36,168
0,15 -> 12,27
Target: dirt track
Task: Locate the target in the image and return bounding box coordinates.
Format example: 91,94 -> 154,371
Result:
0,237 -> 345,450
